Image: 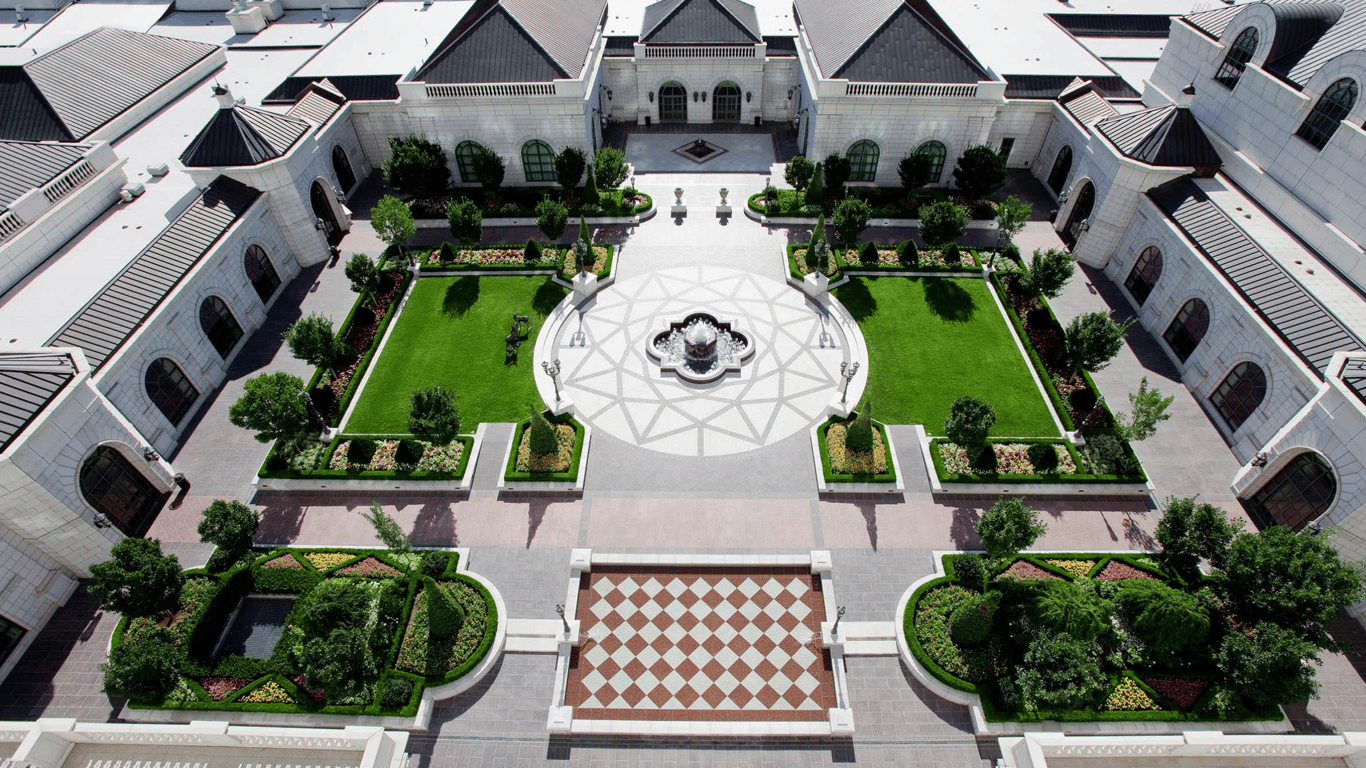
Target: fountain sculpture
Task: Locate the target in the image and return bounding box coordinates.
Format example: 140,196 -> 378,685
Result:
647,312 -> 755,383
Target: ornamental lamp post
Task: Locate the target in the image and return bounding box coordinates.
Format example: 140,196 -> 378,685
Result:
839,361 -> 860,404
542,358 -> 562,402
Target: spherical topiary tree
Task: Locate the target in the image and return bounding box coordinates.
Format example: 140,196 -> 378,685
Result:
948,591 -> 1001,646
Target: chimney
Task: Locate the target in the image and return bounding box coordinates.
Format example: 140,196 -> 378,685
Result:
212,83 -> 237,110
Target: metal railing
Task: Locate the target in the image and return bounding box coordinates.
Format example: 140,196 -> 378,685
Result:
424,83 -> 557,98
0,211 -> 24,243
642,46 -> 755,58
844,82 -> 977,98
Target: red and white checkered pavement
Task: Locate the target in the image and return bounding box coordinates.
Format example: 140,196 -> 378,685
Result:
566,567 -> 835,721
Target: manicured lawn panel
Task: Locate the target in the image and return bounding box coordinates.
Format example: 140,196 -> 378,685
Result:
833,276 -> 1057,437
346,276 -> 569,432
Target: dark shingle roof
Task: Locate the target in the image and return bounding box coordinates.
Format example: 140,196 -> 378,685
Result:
416,0 -> 606,83
0,27 -> 219,142
285,80 -> 346,125
1185,0 -> 1354,88
1151,178 -> 1365,382
1003,74 -> 1140,99
263,75 -> 400,104
0,140 -> 89,213
604,36 -> 638,55
796,0 -> 988,82
49,177 -> 261,369
180,104 -> 310,168
1049,13 -> 1174,38
640,0 -> 761,43
416,5 -> 566,83
1097,105 -> 1222,168
0,352 -> 76,453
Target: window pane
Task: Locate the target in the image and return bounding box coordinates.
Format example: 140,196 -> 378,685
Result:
1163,298 -> 1208,362
1296,78 -> 1357,150
80,446 -> 163,533
244,245 -> 280,304
145,358 -> 199,426
455,141 -> 482,183
916,141 -> 946,183
199,297 -> 243,359
1124,246 -> 1162,306
521,141 -> 556,182
848,140 -> 879,182
1210,361 -> 1266,431
0,615 -> 25,669
1214,28 -> 1258,88
1251,453 -> 1336,531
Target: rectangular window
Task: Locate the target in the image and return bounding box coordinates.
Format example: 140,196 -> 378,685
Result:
999,138 -> 1015,164
0,615 -> 25,668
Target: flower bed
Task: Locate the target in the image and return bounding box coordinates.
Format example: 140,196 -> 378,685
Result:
826,423 -> 888,474
503,413 -> 585,484
1097,560 -> 1158,581
787,243 -> 840,280
408,187 -> 650,219
558,244 -> 613,281
1104,677 -> 1160,711
514,424 -> 575,473
939,441 -> 1076,476
816,416 -> 897,484
930,438 -> 1143,486
1044,559 -> 1096,579
836,245 -> 983,274
310,269 -> 408,427
748,188 -> 996,220
335,557 -> 401,578
395,579 -> 490,677
303,552 -> 352,571
422,244 -> 557,269
995,560 -> 1060,582
261,434 -> 473,483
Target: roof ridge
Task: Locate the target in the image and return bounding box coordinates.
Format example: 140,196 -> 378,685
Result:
415,3 -> 568,82
832,0 -> 989,81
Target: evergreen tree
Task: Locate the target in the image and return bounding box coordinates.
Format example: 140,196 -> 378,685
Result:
583,162 -> 599,201
423,576 -> 465,638
361,501 -> 410,552
529,405 -> 558,455
845,401 -> 875,453
804,162 -> 824,206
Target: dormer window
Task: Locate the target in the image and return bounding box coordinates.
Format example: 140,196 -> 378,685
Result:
1296,78 -> 1357,150
1214,28 -> 1258,88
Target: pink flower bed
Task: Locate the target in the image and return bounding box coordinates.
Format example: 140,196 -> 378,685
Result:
939,442 -> 1076,475
995,560 -> 1060,582
336,556 -> 400,578
289,674 -> 327,703
261,553 -> 302,569
329,440 -> 399,471
199,677 -> 252,701
1096,560 -> 1157,581
1144,677 -> 1208,712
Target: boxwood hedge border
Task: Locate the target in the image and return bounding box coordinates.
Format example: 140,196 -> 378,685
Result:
502,412 -> 585,483
817,415 -> 897,484
928,437 -> 1146,485
258,434 -> 474,481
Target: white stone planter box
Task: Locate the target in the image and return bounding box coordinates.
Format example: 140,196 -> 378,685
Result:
745,205 -> 998,230
413,202 -> 652,230
914,427 -> 1155,496
253,430 -> 483,492
499,424 -> 592,493
810,420 -> 905,494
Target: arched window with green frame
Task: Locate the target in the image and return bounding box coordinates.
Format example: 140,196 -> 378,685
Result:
915,140 -> 947,183
521,140 -> 556,182
455,140 -> 484,183
847,140 -> 880,182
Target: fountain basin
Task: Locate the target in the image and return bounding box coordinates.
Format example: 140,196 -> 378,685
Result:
647,312 -> 755,383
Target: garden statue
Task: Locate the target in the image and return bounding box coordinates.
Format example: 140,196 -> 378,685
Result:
719,188 -> 729,205
572,239 -> 590,274
674,187 -> 684,203
506,314 -> 531,356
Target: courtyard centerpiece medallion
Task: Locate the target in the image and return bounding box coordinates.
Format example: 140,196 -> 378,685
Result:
647,311 -> 754,383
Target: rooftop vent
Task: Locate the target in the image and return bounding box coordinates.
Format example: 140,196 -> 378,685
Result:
212,83 -> 237,109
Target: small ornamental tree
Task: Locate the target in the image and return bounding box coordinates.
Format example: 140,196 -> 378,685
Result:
535,197 -> 569,241
823,152 -> 851,193
845,401 -> 875,453
1221,525 -> 1366,639
918,201 -> 969,252
471,146 -> 505,193
370,195 -> 415,262
762,184 -> 781,216
382,136 -> 450,197
948,591 -> 1001,646
423,576 -> 466,637
1015,632 -> 1106,712
297,579 -> 371,636
1062,312 -> 1133,372
898,151 -> 933,192
283,312 -> 349,370
833,197 -> 873,248
1020,248 -> 1075,299
1117,377 -> 1174,442
101,628 -> 182,700
88,538 -> 184,618
1217,621 -> 1322,708
593,147 -> 629,189
578,216 -> 592,248
554,146 -> 586,191
529,405 -> 558,455
952,144 -> 1008,200
944,395 -> 996,458
804,162 -> 825,206
228,372 -> 313,445
995,194 -> 1031,248
361,500 -> 410,552
1155,495 -> 1242,578
1115,580 -> 1210,655
583,161 -> 600,201
408,385 -> 461,444
198,499 -> 258,557
298,627 -> 378,701
954,553 -> 986,589
1031,580 -> 1112,643
446,198 -> 482,245
344,253 -> 382,304
977,495 -> 1047,562
785,155 -> 815,192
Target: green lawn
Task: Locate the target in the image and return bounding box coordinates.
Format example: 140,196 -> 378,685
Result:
833,276 -> 1058,437
345,275 -> 568,433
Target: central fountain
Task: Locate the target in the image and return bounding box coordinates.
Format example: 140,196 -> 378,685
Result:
647,312 -> 755,383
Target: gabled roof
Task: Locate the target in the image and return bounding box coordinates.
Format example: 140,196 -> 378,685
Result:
286,80 -> 346,125
1184,0 -> 1355,89
416,0 -> 606,83
1097,105 -> 1221,168
0,352 -> 77,453
263,75 -> 400,104
640,0 -> 760,44
49,177 -> 261,369
795,0 -> 988,83
1061,80 -> 1119,127
180,102 -> 310,168
0,27 -> 219,142
0,140 -> 90,213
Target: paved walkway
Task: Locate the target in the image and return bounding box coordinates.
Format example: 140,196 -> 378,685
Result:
5,170 -> 1366,767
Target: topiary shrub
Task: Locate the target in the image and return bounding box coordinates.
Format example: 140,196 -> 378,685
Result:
1115,580 -> 1210,655
1031,580 -> 1111,643
296,579 -> 371,637
381,676 -> 415,708
439,242 -> 456,264
844,403 -> 874,453
421,551 -> 449,577
524,239 -> 543,262
804,162 -> 824,206
1026,443 -> 1059,474
858,241 -> 879,266
948,591 -> 1001,646
943,242 -> 962,265
954,554 -> 986,589
396,439 -> 424,466
529,406 -> 557,455
1015,632 -> 1106,712
896,239 -> 918,266
348,437 -> 377,466
423,576 -> 465,638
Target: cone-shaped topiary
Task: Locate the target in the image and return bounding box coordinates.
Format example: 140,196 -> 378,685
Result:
844,401 -> 875,453
423,576 -> 465,638
584,162 -> 599,200
809,213 -> 826,250
524,239 -> 542,262
859,240 -> 879,265
896,239 -> 918,266
439,242 -> 455,264
804,162 -> 824,206
529,405 -> 558,455
578,216 -> 592,247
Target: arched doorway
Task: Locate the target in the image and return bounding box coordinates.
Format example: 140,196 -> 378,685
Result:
1249,452 -> 1337,531
332,145 -> 356,193
311,180 -> 341,240
80,445 -> 165,533
713,82 -> 740,122
660,82 -> 687,123
1062,181 -> 1094,246
1047,146 -> 1072,194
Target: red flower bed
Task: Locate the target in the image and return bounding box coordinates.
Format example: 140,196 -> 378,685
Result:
310,272 -> 404,425
335,556 -> 400,578
1096,560 -> 1157,581
995,560 -> 1060,582
199,677 -> 253,701
1144,677 -> 1208,712
261,554 -> 303,570
289,674 -> 326,703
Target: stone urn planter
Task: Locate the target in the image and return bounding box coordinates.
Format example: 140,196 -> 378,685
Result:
717,187 -> 731,217
671,187 -> 687,216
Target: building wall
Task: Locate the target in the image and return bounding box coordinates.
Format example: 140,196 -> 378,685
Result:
622,54 -> 774,127
986,100 -> 1054,170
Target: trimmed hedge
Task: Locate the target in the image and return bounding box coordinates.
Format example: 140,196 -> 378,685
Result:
929,437 -> 1146,485
786,243 -> 841,282
747,189 -> 994,220
259,435 -> 474,481
411,188 -> 651,220
838,245 -> 986,275
816,416 -> 897,484
503,412 -> 585,483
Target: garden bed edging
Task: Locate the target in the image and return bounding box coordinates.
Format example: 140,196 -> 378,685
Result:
915,429 -> 1154,496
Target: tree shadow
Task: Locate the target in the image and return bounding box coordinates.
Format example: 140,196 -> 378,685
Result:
923,278 -> 976,323
526,496 -> 553,549
441,275 -> 480,317
410,500 -> 457,546
1122,513 -> 1156,549
251,498 -> 306,543
851,498 -> 879,551
532,277 -> 567,316
834,277 -> 876,322
949,506 -> 982,548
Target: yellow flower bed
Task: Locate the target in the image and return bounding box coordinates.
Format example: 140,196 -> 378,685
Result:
303,552 -> 353,571
239,681 -> 296,704
1045,559 -> 1096,579
1103,677 -> 1160,711
827,423 -> 887,475
515,423 -> 575,473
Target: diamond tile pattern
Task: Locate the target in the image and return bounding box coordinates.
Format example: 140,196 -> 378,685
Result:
567,567 -> 834,721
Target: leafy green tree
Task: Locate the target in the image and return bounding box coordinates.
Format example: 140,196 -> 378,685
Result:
370,195 -> 415,261
1062,312 -> 1133,372
297,579 -> 371,636
446,198 -> 482,245
408,385 -> 461,444
949,591 -> 1001,645
298,627 -> 379,701
1115,580 -> 1209,654
529,405 -> 558,455
977,496 -> 1046,562
1216,622 -> 1322,707
593,147 -> 629,189
1116,377 -> 1174,442
1221,526 -> 1365,639
229,372 -> 313,445
1020,248 -> 1075,299
535,197 -> 569,241
995,194 -> 1031,248
1015,632 -> 1106,711
1031,580 -> 1111,642
833,197 -> 872,248
944,395 -> 996,457
918,201 -> 969,251
804,162 -> 825,206
198,499 -> 258,557
89,538 -> 184,618
1155,496 -> 1241,578
823,152 -> 851,193
954,553 -> 986,589
382,136 -> 450,197
554,146 -> 586,191
424,576 -> 465,638
845,401 -> 875,453
898,152 -> 934,192
344,253 -> 382,304
283,313 -> 349,370
952,145 -> 1008,199
101,628 -> 182,700
471,146 -> 505,192
361,501 -> 410,553
785,155 -> 815,192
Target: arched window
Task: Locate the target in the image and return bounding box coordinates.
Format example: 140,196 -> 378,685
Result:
1123,246 -> 1163,306
1210,361 -> 1266,431
244,245 -> 280,304
713,82 -> 741,122
145,358 -> 199,426
1250,452 -> 1336,531
848,140 -> 880,182
1163,298 -> 1209,362
332,145 -> 356,192
1296,78 -> 1357,150
455,141 -> 483,183
659,82 -> 687,123
1047,145 -> 1073,194
1063,181 -> 1094,245
1214,28 -> 1259,88
520,140 -> 556,183
915,140 -> 947,183
199,296 -> 243,359
80,446 -> 163,533
310,180 -> 339,237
